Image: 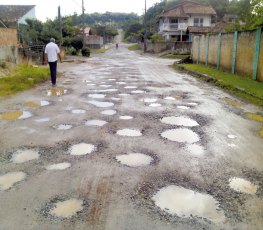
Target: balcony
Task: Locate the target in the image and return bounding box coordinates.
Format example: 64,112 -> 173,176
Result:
161,23 -> 188,32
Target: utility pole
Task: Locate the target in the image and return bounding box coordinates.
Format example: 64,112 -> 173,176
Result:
82,0 -> 85,47
144,0 -> 147,53
58,6 -> 62,44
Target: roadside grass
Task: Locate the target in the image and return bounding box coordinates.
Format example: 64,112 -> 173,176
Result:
161,53 -> 190,59
175,63 -> 263,106
0,65 -> 49,97
90,48 -> 109,54
128,44 -> 141,51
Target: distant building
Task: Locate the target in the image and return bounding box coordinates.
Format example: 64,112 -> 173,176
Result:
0,5 -> 36,28
85,35 -> 103,49
158,0 -> 216,41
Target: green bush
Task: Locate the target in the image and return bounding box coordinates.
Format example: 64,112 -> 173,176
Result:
66,46 -> 77,55
0,61 -> 7,69
81,47 -> 91,57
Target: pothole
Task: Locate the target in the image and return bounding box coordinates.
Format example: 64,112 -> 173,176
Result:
25,100 -> 50,107
111,97 -> 120,101
116,129 -> 142,137
88,94 -> 106,99
101,110 -> 116,115
185,144 -> 205,156
229,177 -> 258,194
116,153 -> 153,167
87,100 -> 114,108
124,86 -> 137,89
11,149 -> 40,163
116,82 -> 126,85
142,98 -> 157,103
35,117 -> 50,123
71,109 -> 86,114
177,106 -> 190,110
46,162 -> 71,170
49,199 -> 83,218
119,115 -> 133,120
187,102 -> 198,106
149,103 -> 162,107
0,111 -> 33,120
108,78 -> 116,81
87,83 -> 96,86
152,185 -> 225,223
47,88 -> 67,96
69,143 -> 96,156
93,89 -> 118,93
85,119 -> 107,126
99,84 -> 112,88
164,96 -> 176,101
54,124 -> 73,130
118,93 -> 130,96
161,128 -> 200,143
0,172 -> 26,191
227,134 -> 237,139
131,90 -> 145,94
160,116 -> 199,127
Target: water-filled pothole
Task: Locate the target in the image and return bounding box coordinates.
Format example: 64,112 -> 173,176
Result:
85,119 -> 107,126
116,153 -> 153,167
152,185 -> 225,222
119,116 -> 133,120
227,134 -> 237,139
11,149 -> 40,163
101,110 -> 116,115
161,128 -> 199,143
47,88 -> 67,96
54,124 -> 73,130
0,111 -> 33,120
244,112 -> 263,122
116,129 -> 142,137
131,90 -> 145,94
46,162 -> 71,170
111,97 -> 120,101
229,177 -> 258,194
50,199 -> 83,218
124,86 -> 137,89
223,97 -> 241,107
69,143 -> 96,156
88,94 -> 106,99
88,100 -> 114,108
0,172 -> 26,191
160,116 -> 199,127
164,96 -> 176,100
25,100 -> 50,107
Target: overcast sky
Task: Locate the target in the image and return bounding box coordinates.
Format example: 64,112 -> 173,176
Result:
0,0 -> 161,21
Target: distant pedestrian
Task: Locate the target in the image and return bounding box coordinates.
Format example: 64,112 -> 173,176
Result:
44,38 -> 61,86
116,43 -> 118,49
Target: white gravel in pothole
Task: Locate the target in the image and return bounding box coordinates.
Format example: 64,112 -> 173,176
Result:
55,124 -> 73,130
152,185 -> 225,222
46,163 -> 71,170
69,143 -> 96,156
19,111 -> 33,119
101,110 -> 116,115
88,100 -> 114,108
149,103 -> 162,107
50,199 -> 83,218
161,128 -> 199,143
160,116 -> 199,127
88,94 -> 106,99
177,106 -> 190,110
71,109 -> 86,114
185,144 -> 205,156
85,119 -> 108,126
119,116 -> 133,120
227,134 -> 237,139
141,98 -> 158,103
11,149 -> 40,163
116,153 -> 153,167
0,172 -> 26,191
116,129 -> 142,137
40,100 -> 50,106
229,177 -> 258,194
35,117 -> 50,123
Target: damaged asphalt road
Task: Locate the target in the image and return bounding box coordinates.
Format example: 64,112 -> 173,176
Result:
0,43 -> 262,230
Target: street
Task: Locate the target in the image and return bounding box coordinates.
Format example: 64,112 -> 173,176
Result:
0,43 -> 262,230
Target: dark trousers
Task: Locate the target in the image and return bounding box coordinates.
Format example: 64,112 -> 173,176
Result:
48,61 -> 57,85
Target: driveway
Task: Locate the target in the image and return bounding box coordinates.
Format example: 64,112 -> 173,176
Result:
0,43 -> 262,230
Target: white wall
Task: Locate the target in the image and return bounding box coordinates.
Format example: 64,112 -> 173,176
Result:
18,7 -> 36,25
188,15 -> 211,26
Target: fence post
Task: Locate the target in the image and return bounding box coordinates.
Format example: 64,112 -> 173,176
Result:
205,34 -> 209,66
197,35 -> 200,64
253,28 -> 261,80
217,33 -> 221,69
232,31 -> 238,74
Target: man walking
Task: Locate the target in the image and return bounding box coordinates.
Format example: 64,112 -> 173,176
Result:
44,38 -> 61,86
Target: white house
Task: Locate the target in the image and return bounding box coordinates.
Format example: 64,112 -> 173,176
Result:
158,0 -> 216,41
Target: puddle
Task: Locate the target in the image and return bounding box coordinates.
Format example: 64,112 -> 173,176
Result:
149,103 -> 162,107
50,199 -> 83,218
245,112 -> 263,122
55,124 -> 73,130
161,128 -> 199,143
160,116 -> 199,127
227,134 -> 237,139
223,97 -> 241,107
259,127 -> 263,137
88,94 -> 106,99
11,149 -> 40,163
46,162 -> 71,170
88,100 -> 114,108
228,143 -> 237,148
142,98 -> 157,103
186,144 -> 205,156
47,88 -> 67,96
71,109 -> 86,114
85,119 -> 107,126
108,78 -> 116,81
99,85 -> 112,88
69,143 -> 96,155
35,117 -> 50,123
0,111 -> 33,120
152,185 -> 225,222
124,86 -> 137,89
87,83 -> 96,86
111,97 -> 120,101
229,177 -> 258,194
116,153 -> 153,167
119,116 -> 133,120
116,129 -> 142,137
164,96 -> 176,101
101,110 -> 116,115
118,93 -> 129,96
25,101 -> 49,107
116,82 -> 126,85
187,102 -> 198,106
177,106 -> 190,110
94,89 -> 118,92
0,172 -> 26,191
131,90 -> 145,94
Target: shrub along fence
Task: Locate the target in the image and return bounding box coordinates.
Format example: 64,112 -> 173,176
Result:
192,28 -> 263,82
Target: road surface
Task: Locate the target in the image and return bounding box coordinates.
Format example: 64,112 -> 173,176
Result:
0,43 -> 262,230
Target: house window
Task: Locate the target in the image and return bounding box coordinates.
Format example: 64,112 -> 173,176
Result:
194,18 -> 204,26
170,18 -> 178,24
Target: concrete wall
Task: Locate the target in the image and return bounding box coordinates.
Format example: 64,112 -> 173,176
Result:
0,46 -> 18,63
146,41 -> 191,54
0,28 -> 17,46
192,29 -> 263,82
